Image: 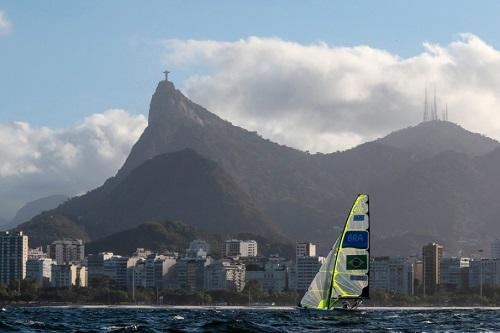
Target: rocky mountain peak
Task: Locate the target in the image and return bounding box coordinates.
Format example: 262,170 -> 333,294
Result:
148,80 -> 205,129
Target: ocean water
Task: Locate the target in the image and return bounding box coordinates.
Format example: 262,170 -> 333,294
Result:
0,306 -> 498,332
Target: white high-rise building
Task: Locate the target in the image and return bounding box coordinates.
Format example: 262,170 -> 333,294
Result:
144,254 -> 177,289
294,242 -> 320,291
28,247 -> 47,259
295,256 -> 321,291
26,258 -> 53,286
47,239 -> 85,265
87,252 -> 115,287
223,240 -> 257,258
469,258 -> 500,288
128,254 -> 177,290
204,259 -> 246,292
171,257 -> 211,291
51,264 -> 87,288
245,240 -> 257,257
128,259 -> 146,289
422,242 -> 443,295
370,256 -> 414,295
245,256 -> 290,292
103,255 -> 139,289
0,231 -> 28,284
296,242 -> 316,259
440,257 -> 470,291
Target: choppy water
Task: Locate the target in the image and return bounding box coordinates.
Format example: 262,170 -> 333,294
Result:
0,306 -> 499,332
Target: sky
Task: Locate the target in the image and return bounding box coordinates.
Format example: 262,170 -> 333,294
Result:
2,1 -> 500,219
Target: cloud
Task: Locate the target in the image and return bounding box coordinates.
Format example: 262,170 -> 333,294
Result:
0,11 -> 11,36
163,34 -> 500,152
0,110 -> 146,219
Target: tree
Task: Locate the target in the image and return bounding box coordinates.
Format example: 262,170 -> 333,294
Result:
243,280 -> 264,303
0,283 -> 11,301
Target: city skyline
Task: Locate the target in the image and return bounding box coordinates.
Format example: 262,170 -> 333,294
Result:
3,230 -> 499,300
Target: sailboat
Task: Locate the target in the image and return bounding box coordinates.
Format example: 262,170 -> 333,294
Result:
299,194 -> 370,310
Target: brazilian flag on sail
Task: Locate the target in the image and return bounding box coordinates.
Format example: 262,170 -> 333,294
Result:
346,254 -> 368,270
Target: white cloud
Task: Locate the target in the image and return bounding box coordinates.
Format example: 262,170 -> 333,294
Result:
0,11 -> 11,36
0,110 -> 146,218
163,34 -> 500,152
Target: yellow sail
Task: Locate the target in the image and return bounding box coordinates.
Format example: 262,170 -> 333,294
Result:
299,194 -> 370,309
329,194 -> 370,304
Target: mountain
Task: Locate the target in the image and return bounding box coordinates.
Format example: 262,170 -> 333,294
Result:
17,214 -> 89,246
4,194 -> 69,230
115,80 -> 407,244
19,149 -> 280,246
378,121 -> 499,160
117,80 -> 335,239
115,79 -> 500,254
372,151 -> 493,255
17,78 -> 500,256
86,220 -> 294,259
86,220 -> 218,256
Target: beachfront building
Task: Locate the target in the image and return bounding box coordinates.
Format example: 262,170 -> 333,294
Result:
87,252 -> 114,287
370,256 -> 414,295
439,257 -> 470,291
144,254 -> 177,289
204,259 -> 246,292
26,257 -> 53,286
469,258 -> 500,288
0,231 -> 28,284
223,240 -> 258,258
296,242 -> 316,259
295,256 -> 321,291
245,255 -> 289,292
47,239 -> 84,265
51,264 -> 87,288
422,242 -> 443,295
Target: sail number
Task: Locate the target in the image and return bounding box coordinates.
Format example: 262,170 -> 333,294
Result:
342,231 -> 369,249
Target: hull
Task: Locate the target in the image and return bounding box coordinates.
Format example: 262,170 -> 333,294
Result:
297,306 -> 364,313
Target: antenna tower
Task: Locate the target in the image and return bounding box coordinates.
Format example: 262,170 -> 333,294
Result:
423,87 -> 429,122
432,86 -> 438,120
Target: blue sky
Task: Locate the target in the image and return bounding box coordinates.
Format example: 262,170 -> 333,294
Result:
2,1 -> 500,127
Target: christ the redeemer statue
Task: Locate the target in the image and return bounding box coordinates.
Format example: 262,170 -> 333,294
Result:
163,70 -> 170,80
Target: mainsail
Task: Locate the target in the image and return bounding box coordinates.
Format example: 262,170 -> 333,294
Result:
299,194 -> 370,309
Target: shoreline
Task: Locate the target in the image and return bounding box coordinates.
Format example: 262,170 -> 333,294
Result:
4,304 -> 500,310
